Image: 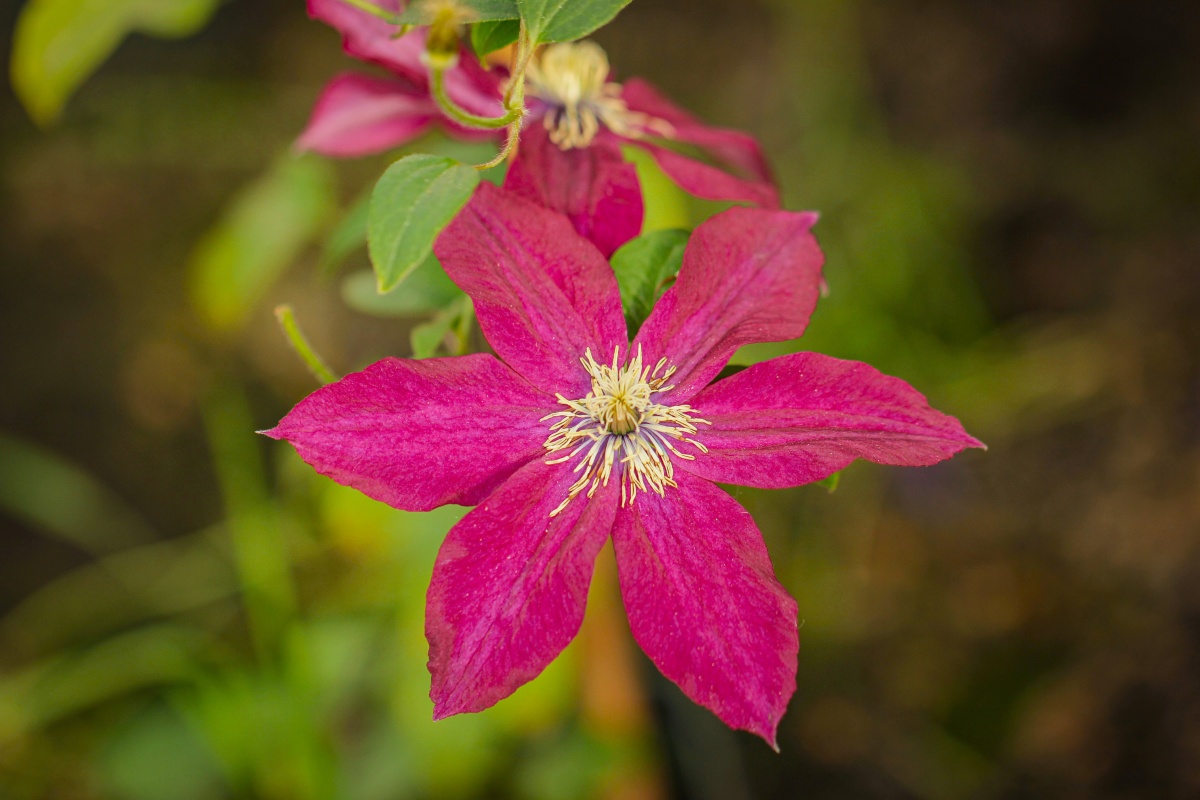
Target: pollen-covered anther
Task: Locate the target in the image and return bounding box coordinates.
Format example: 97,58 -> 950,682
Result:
542,345 -> 709,516
526,41 -> 675,150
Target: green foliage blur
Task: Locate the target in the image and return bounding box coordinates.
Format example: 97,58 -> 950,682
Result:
3,0 -> 1199,798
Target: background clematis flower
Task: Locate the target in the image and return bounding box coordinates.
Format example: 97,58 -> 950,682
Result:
264,184 -> 983,746
300,0 -> 779,256
297,0 -> 506,156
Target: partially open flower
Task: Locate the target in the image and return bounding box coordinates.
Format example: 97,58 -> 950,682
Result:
265,184 -> 983,745
299,1 -> 780,256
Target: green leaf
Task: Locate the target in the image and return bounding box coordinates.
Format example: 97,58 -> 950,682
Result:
0,432 -> 157,555
397,0 -> 519,24
517,0 -> 632,43
369,155 -> 480,294
471,19 -> 520,57
814,471 -> 841,493
317,191 -> 370,279
188,156 -> 335,333
611,228 -> 689,334
411,297 -> 472,358
341,257 -> 462,317
11,0 -> 222,125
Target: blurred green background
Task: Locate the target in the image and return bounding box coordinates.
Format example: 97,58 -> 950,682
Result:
2,0 -> 1199,798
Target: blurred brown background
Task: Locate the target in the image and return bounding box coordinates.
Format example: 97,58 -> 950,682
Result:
2,0 -> 1199,798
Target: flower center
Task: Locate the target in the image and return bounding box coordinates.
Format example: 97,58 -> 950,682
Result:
525,41 -> 673,150
542,346 -> 708,517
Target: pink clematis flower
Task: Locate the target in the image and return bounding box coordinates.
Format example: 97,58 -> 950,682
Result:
264,184 -> 983,745
298,0 -> 506,155
300,0 -> 779,256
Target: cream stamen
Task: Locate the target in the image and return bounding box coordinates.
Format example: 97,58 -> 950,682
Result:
542,345 -> 708,516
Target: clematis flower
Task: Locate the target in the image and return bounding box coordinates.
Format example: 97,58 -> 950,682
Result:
297,0 -> 505,156
266,184 -> 983,744
300,0 -> 779,256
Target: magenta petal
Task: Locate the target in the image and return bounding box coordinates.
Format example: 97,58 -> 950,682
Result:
435,183 -> 628,396
622,78 -> 775,184
638,143 -> 780,209
308,0 -> 425,82
427,458 -> 619,717
296,73 -> 437,157
685,353 -> 985,488
612,472 -> 798,746
504,127 -> 643,258
263,354 -> 552,511
633,207 -> 824,403
441,49 -> 507,119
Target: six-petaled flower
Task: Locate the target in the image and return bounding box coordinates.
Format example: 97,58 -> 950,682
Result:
265,183 -> 983,746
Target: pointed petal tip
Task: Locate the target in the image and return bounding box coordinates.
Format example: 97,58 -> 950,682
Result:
256,426 -> 284,440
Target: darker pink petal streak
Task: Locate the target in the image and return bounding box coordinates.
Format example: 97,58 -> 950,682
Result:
634,206 -> 824,403
612,471 -> 798,747
296,73 -> 437,157
504,126 -> 644,258
426,459 -> 619,717
685,352 -> 985,488
263,354 -> 551,511
434,184 -> 628,396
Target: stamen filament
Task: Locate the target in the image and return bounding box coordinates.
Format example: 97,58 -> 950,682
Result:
543,345 -> 709,516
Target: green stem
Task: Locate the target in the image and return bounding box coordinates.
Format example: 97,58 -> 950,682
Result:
274,305 -> 338,385
430,67 -> 522,130
336,0 -> 402,23
475,119 -> 523,170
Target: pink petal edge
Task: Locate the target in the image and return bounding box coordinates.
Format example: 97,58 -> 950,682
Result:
263,354 -> 553,511
634,206 -> 825,404
427,458 -> 620,717
505,126 -> 644,258
612,471 -> 799,747
434,183 -> 628,397
296,73 -> 437,157
685,352 -> 986,488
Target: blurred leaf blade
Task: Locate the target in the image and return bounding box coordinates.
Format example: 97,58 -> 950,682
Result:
11,0 -> 222,126
0,624 -> 207,737
341,257 -> 462,318
188,156 -> 336,333
0,431 -> 157,555
203,383 -> 296,655
318,191 -> 370,279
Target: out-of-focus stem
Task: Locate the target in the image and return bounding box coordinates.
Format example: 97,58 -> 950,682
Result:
274,305 -> 337,386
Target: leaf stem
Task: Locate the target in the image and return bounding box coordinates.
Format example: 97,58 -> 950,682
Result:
429,67 -> 522,129
274,305 -> 338,385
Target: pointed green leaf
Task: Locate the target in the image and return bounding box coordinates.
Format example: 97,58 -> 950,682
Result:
611,228 -> 689,334
369,155 -> 480,293
188,156 -> 335,332
471,19 -> 520,57
11,0 -> 221,125
517,0 -> 632,43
